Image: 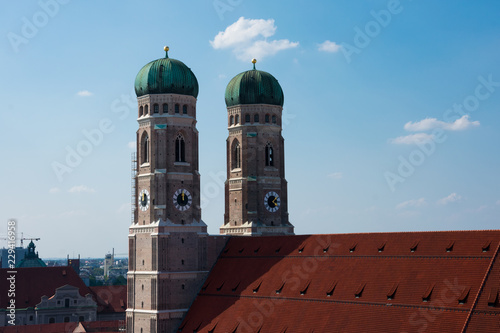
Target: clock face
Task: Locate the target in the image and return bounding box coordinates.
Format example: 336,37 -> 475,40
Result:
173,189 -> 192,211
139,189 -> 150,211
264,191 -> 280,212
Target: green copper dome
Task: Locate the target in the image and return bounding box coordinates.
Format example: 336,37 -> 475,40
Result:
225,61 -> 284,107
135,47 -> 199,98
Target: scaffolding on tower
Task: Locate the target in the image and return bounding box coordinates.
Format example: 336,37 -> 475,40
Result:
131,152 -> 137,224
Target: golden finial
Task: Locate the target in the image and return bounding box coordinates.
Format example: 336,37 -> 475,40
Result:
164,46 -> 169,58
252,58 -> 257,69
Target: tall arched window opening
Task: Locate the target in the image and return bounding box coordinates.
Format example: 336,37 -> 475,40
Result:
182,105 -> 188,114
142,134 -> 149,163
154,104 -> 159,114
235,114 -> 240,124
254,114 -> 259,123
265,143 -> 274,167
163,103 -> 168,114
265,114 -> 270,123
232,140 -> 241,169
175,104 -> 180,114
175,133 -> 186,162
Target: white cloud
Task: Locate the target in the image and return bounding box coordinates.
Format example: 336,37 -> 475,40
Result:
128,141 -> 136,150
68,185 -> 96,194
318,40 -> 341,53
389,133 -> 435,145
404,115 -> 479,132
437,193 -> 462,205
396,198 -> 426,209
327,172 -> 343,179
210,17 -> 299,61
76,90 -> 93,97
49,187 -> 61,194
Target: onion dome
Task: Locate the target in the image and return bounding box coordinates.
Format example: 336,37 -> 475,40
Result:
225,59 -> 284,107
135,46 -> 199,98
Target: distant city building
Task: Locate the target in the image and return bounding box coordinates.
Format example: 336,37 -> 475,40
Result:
16,241 -> 46,268
0,266 -> 126,327
68,254 -> 81,275
0,246 -> 27,268
104,249 -> 114,277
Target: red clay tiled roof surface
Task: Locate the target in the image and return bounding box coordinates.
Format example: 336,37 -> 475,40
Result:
179,230 -> 500,333
89,286 -> 127,314
0,266 -> 91,309
1,320 -> 123,333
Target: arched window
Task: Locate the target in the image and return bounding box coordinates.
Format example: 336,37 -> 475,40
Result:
235,114 -> 240,124
139,106 -> 144,117
245,114 -> 250,123
265,114 -> 270,123
232,140 -> 241,169
175,133 -> 186,162
175,104 -> 180,114
182,105 -> 188,114
163,103 -> 168,114
272,115 -> 277,124
153,104 -> 159,114
230,115 -> 234,125
254,114 -> 259,123
265,143 -> 274,167
144,105 -> 149,115
142,134 -> 149,163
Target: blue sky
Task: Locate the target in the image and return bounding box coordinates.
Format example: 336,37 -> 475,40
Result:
1,0 -> 499,258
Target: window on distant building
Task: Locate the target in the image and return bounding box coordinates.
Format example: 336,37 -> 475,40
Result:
265,114 -> 270,123
163,103 -> 168,114
183,105 -> 188,114
175,104 -> 180,114
245,114 -> 250,123
65,299 -> 70,308
154,104 -> 159,113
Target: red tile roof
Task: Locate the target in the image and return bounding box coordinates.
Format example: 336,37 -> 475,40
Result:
0,266 -> 91,309
1,320 -> 123,333
179,230 -> 500,332
89,286 -> 127,313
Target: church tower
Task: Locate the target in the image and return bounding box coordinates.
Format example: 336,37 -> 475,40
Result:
127,47 -> 215,333
221,59 -> 294,236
